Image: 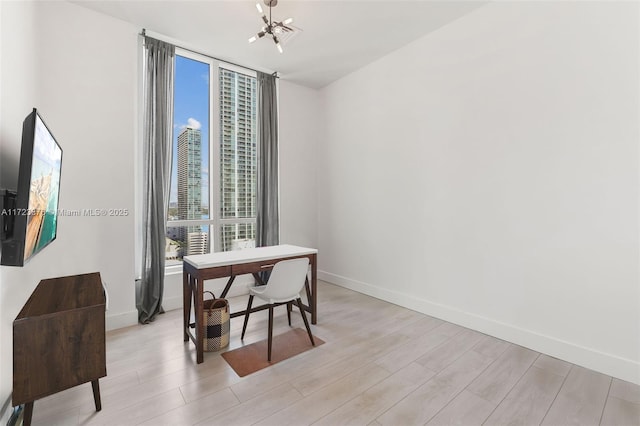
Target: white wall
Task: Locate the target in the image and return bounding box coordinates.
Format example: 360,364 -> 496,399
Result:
0,0 -> 139,410
0,0 -> 42,415
318,1 -> 640,384
278,80 -> 320,249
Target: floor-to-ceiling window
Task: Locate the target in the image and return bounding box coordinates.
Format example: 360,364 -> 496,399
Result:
166,50 -> 257,264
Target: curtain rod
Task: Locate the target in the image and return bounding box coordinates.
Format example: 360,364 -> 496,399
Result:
141,29 -> 279,78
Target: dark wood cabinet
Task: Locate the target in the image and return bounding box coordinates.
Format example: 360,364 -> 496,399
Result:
13,272 -> 106,425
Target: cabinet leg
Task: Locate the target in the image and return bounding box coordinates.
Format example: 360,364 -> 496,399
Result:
91,379 -> 102,411
23,402 -> 33,426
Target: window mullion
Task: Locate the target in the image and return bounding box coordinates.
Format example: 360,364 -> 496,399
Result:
211,63 -> 222,252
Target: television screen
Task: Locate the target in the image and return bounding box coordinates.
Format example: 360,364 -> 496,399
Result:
0,109 -> 63,266
24,113 -> 62,260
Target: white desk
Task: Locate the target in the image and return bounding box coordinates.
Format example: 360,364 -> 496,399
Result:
183,244 -> 318,364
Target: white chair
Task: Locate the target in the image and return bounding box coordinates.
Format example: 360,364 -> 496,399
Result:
241,257 -> 315,361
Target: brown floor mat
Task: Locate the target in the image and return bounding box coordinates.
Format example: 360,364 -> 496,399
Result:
221,328 -> 324,377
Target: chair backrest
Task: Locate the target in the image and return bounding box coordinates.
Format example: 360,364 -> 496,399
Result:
259,258 -> 310,303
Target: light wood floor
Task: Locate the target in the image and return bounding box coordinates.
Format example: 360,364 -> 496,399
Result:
31,281 -> 639,426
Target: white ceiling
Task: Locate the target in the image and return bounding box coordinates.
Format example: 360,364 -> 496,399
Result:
70,0 -> 486,89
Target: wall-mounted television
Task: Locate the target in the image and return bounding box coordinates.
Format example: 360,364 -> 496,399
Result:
1,109 -> 63,266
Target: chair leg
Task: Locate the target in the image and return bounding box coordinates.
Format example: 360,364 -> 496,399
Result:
268,306 -> 274,362
287,301 -> 292,326
296,298 -> 315,346
241,295 -> 254,340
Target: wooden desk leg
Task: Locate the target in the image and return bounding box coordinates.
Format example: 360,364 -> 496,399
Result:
23,402 -> 33,426
183,271 -> 191,342
91,379 -> 102,411
195,277 -> 204,364
220,275 -> 236,298
304,276 -> 312,312
311,253 -> 317,324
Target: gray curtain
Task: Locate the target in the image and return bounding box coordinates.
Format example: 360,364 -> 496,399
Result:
256,72 -> 280,247
138,36 -> 175,324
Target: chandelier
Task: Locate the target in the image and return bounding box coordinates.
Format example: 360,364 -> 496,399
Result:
248,0 -> 295,53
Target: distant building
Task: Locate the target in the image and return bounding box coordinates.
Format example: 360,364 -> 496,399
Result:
166,226 -> 181,241
177,127 -> 203,245
231,238 -> 255,251
187,232 -> 208,256
219,68 -> 258,251
165,237 -> 180,260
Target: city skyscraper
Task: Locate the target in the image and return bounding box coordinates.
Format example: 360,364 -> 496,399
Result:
177,126 -> 206,253
178,126 -> 202,221
219,68 -> 258,251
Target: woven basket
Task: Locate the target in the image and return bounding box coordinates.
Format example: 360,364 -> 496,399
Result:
202,291 -> 230,352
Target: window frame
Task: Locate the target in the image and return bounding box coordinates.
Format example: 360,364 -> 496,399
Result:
166,48 -> 258,270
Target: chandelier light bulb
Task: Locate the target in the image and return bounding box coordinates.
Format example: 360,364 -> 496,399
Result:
249,1 -> 295,53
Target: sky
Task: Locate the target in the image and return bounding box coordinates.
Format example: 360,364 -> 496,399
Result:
170,54 -> 210,210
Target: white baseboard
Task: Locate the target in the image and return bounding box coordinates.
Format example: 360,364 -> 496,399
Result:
106,310 -> 138,331
163,295 -> 183,312
319,270 -> 640,385
108,277 -> 252,330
